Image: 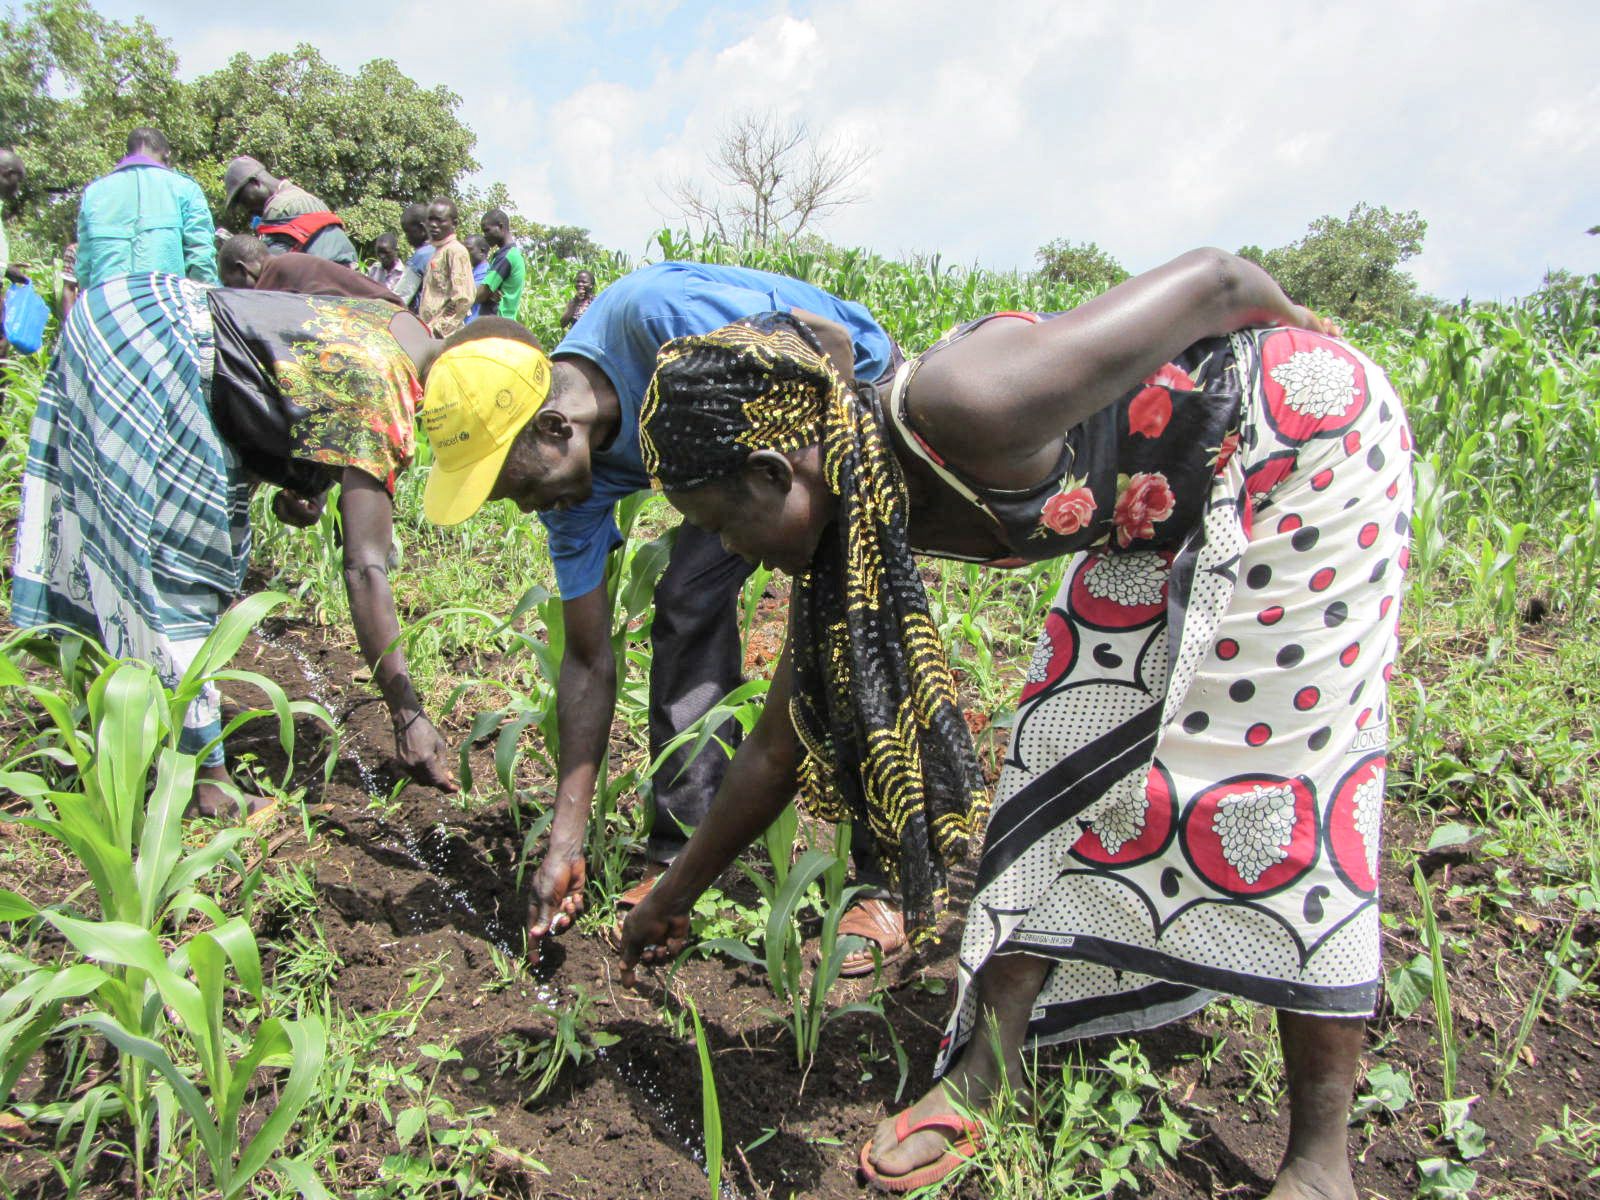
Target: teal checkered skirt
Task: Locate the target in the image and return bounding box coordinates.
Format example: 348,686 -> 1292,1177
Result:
11,273 -> 250,762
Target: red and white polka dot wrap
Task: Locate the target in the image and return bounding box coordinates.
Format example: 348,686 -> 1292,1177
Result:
938,328 -> 1412,1070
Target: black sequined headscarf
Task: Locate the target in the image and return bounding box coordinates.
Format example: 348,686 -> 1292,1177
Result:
640,313 -> 988,942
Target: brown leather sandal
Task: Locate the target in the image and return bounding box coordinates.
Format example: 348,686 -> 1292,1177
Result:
616,865 -> 665,908
835,898 -> 908,977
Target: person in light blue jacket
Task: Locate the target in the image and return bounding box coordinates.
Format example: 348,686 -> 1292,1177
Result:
76,128 -> 217,290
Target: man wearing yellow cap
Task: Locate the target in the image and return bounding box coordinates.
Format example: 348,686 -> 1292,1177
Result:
420,261 -> 906,967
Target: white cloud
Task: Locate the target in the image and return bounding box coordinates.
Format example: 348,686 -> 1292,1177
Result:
93,0 -> 1600,297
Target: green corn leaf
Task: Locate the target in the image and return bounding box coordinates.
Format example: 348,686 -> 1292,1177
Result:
210,667 -> 305,781
0,963 -> 111,1101
495,710 -> 539,793
161,828 -> 255,916
0,889 -> 38,921
68,1012 -> 223,1176
271,1157 -> 337,1200
15,800 -> 138,924
187,931 -> 232,1093
643,679 -> 771,784
620,529 -> 677,622
45,914 -> 212,1057
208,917 -> 265,999
228,1016 -> 327,1198
687,999 -> 723,1200
171,592 -> 290,714
698,938 -> 762,967
762,848 -> 835,1008
87,663 -> 164,849
0,770 -> 50,797
24,686 -> 92,774
135,747 -> 194,928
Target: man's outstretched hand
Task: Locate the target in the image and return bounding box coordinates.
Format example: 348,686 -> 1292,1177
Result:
618,883 -> 691,987
392,712 -> 459,793
526,846 -> 587,963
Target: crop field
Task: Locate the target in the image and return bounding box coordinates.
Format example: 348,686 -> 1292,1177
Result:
2,240 -> 1599,1200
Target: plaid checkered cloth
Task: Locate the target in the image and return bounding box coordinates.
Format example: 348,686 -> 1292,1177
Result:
11,273 -> 249,762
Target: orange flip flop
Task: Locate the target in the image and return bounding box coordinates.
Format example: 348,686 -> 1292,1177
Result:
244,799 -> 282,831
858,1107 -> 982,1194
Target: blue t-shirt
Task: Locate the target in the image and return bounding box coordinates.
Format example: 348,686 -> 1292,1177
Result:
405,244 -> 436,312
540,262 -> 893,598
467,258 -> 489,321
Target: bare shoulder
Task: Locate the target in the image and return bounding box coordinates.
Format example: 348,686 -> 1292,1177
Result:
908,316 -> 1068,486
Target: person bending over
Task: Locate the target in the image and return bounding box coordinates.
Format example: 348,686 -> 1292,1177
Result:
222,156 -> 357,265
218,233 -> 403,303
415,262 -> 910,972
12,274 -> 473,815
621,248 -> 1410,1200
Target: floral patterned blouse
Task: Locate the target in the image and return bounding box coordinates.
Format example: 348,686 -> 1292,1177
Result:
888,313 -> 1243,565
206,289 -> 421,496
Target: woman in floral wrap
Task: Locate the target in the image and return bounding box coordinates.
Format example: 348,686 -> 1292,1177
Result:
13,272 -> 472,814
622,247 -> 1410,1200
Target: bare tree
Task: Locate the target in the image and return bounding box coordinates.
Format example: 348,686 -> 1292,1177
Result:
666,110 -> 873,246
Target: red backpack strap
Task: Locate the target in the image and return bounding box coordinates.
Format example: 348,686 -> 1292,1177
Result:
256,210 -> 344,246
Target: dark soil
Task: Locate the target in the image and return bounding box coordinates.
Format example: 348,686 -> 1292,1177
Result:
4,615 -> 1598,1199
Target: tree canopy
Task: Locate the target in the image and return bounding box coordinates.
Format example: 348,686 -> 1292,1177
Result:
190,46 -> 479,243
1,0 -> 199,241
1033,239 -> 1130,291
1,0 -> 481,250
1242,203 -> 1431,324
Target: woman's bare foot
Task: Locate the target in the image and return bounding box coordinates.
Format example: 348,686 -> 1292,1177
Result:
1265,1156 -> 1357,1200
865,1071 -> 996,1179
190,762 -> 274,820
866,952 -> 1048,1180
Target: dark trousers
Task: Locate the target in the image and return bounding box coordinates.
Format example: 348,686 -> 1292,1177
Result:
646,522 -> 754,861
644,522 -> 888,891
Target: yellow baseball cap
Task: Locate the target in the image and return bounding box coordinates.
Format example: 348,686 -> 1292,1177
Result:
421,338 -> 553,525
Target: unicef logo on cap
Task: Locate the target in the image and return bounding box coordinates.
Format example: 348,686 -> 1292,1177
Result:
496,389 -> 515,410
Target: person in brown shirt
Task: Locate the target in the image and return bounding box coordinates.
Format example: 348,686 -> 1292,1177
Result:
417,198 -> 474,336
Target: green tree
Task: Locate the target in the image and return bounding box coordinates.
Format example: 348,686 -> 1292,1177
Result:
189,45 -> 479,244
0,0 -> 200,245
1033,239 -> 1130,291
1249,203 -> 1431,324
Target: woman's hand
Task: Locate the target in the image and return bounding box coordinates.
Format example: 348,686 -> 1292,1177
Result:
618,882 -> 692,986
1285,305 -> 1344,338
273,488 -> 328,528
392,709 -> 459,792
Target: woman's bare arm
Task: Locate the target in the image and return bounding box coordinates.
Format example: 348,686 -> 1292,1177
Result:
912,248 -> 1331,487
338,466 -> 458,791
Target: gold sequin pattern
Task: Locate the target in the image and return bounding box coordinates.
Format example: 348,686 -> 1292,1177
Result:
641,312 -> 990,937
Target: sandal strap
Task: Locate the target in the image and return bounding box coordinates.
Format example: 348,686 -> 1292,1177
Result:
838,898 -> 907,951
892,1106 -> 985,1147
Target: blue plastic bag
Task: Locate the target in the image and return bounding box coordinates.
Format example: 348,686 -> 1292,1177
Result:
3,278 -> 49,355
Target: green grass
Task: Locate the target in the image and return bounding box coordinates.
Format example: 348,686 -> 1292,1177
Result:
3,240 -> 1600,1198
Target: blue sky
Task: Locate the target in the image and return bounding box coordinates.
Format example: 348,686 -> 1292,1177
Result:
97,0 -> 1600,301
